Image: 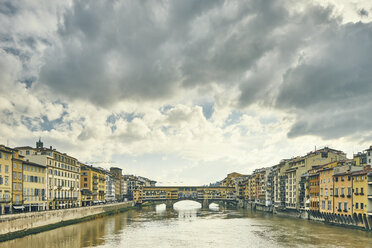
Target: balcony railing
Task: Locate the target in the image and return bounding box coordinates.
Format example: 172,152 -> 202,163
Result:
340,194 -> 345,197
53,197 -> 78,201
347,194 -> 351,198
0,198 -> 11,203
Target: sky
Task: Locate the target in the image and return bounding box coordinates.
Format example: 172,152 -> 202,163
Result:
1,0 -> 372,186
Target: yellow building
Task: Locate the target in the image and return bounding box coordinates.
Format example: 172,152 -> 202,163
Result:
280,147 -> 347,210
80,164 -> 106,206
0,145 -> 13,214
22,160 -> 47,211
333,170 -> 353,216
16,139 -> 81,210
11,150 -> 24,212
352,169 -> 371,217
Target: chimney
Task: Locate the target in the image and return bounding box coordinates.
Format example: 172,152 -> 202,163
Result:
50,146 -> 52,150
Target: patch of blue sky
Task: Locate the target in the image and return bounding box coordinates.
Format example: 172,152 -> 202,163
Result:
106,112 -> 144,125
223,110 -> 243,128
159,105 -> 174,114
200,101 -> 214,120
39,111 -> 68,131
259,116 -> 278,125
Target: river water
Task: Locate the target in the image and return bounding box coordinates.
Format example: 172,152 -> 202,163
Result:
1,201 -> 371,248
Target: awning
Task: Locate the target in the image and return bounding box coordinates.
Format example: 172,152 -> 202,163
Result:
13,206 -> 25,210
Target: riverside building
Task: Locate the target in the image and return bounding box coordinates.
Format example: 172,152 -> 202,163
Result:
22,160 -> 47,211
80,164 -> 106,206
16,139 -> 81,210
0,145 -> 13,214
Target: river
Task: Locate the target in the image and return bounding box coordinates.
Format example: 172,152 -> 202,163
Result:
1,201 -> 371,248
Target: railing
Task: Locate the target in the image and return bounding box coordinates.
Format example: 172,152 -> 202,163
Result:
347,194 -> 351,198
340,194 -> 345,197
0,198 -> 11,203
53,197 -> 78,201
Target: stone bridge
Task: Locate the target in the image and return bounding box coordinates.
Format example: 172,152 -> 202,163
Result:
133,186 -> 237,209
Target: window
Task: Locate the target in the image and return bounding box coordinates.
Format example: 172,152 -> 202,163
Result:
330,188 -> 333,196
344,202 -> 348,211
347,187 -> 351,195
18,172 -> 21,180
361,203 -> 364,209
13,172 -> 16,179
18,183 -> 21,190
322,200 -> 325,209
356,203 -> 359,209
18,164 -> 21,169
341,188 -> 344,195
0,164 -> 1,172
13,163 -> 16,169
5,154 -> 8,160
338,202 -> 342,209
5,176 -> 8,185
13,182 -> 17,190
328,201 -> 331,210
361,187 -> 364,194
0,176 -> 2,185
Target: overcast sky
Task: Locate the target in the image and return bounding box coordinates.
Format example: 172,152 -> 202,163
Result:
1,0 -> 372,185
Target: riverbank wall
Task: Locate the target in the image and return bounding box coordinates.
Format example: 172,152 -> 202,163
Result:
243,201 -> 372,231
0,201 -> 135,242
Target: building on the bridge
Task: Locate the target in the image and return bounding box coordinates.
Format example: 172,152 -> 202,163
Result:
22,160 -> 47,212
0,145 -> 13,214
134,186 -> 236,209
80,164 -> 106,206
124,174 -> 156,200
16,140 -> 81,210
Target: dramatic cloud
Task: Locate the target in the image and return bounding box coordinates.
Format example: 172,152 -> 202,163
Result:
1,0 -> 372,184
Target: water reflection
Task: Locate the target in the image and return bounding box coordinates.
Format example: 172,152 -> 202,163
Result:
1,201 -> 371,248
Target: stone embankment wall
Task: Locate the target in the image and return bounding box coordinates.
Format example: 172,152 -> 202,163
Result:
244,201 -> 372,231
0,202 -> 133,237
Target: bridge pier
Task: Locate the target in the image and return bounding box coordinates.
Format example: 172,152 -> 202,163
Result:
202,199 -> 209,209
166,200 -> 174,210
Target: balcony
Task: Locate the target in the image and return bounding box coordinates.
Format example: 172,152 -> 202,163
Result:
334,194 -> 339,197
53,197 -> 78,201
340,194 -> 345,198
355,192 -> 359,195
360,192 -> 364,195
343,209 -> 348,212
0,198 -> 11,203
337,209 -> 342,212
347,194 -> 351,198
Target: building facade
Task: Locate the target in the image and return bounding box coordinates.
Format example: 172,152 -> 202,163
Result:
16,140 -> 81,210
